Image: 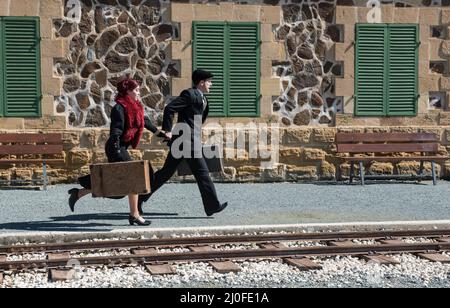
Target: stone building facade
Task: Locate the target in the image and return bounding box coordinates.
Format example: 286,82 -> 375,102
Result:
1,0 -> 450,185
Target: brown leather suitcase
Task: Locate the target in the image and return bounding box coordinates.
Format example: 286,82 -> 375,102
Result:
90,160 -> 151,198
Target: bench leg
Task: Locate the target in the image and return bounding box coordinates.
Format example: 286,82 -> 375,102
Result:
418,161 -> 424,183
43,162 -> 48,191
359,161 -> 365,186
349,162 -> 355,184
431,161 -> 437,186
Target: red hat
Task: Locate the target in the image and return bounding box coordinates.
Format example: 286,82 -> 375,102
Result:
117,77 -> 140,97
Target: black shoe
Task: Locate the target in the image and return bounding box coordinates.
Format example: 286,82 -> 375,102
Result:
206,202 -> 228,217
68,188 -> 80,213
128,215 -> 151,226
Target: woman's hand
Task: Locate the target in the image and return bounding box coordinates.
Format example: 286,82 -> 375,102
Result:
164,132 -> 172,141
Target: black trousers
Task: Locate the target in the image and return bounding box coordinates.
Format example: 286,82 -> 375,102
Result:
139,150 -> 221,214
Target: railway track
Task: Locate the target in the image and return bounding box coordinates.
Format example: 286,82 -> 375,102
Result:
1,229 -> 450,282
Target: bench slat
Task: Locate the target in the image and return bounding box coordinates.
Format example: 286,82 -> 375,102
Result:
337,143 -> 438,153
336,133 -> 438,143
340,156 -> 447,162
0,145 -> 63,155
0,134 -> 62,144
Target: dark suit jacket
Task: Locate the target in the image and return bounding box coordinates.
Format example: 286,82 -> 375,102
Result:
162,88 -> 209,145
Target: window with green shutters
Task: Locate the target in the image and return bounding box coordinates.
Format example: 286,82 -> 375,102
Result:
193,22 -> 260,117
355,24 -> 418,116
0,17 -> 41,117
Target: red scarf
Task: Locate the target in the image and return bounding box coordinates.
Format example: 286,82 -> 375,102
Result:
115,95 -> 144,149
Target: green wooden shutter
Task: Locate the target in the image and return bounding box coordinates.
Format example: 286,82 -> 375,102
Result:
387,24 -> 418,116
193,22 -> 260,117
193,22 -> 227,117
228,23 -> 260,117
0,17 -> 41,117
355,24 -> 387,116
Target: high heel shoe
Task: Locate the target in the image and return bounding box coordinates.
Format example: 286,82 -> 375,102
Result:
68,188 -> 80,212
128,215 -> 151,226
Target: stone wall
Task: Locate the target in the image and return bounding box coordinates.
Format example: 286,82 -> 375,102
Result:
2,0 -> 450,185
1,126 -> 450,185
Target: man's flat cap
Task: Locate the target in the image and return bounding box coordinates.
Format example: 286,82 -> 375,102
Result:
192,69 -> 214,84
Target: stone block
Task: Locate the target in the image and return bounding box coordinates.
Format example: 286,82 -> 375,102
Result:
343,24 -> 355,43
336,6 -> 357,24
367,162 -> 394,175
0,118 -> 24,130
39,0 -> 63,18
260,59 -> 273,78
261,42 -> 284,60
282,128 -> 311,145
335,78 -> 354,97
286,166 -> 318,181
171,78 -> 191,96
357,7 -> 371,24
193,4 -> 222,21
260,5 -> 281,24
42,95 -> 55,116
41,57 -> 54,78
69,149 -> 92,166
279,148 -> 302,164
393,8 -> 419,24
334,42 -> 353,62
320,161 -> 336,180
180,58 -> 192,78
40,18 -> 54,39
24,116 -> 67,130
180,23 -> 192,42
420,24 -> 430,43
419,75 -> 440,92
442,9 -> 450,24
143,149 -> 167,166
170,41 -> 191,60
261,23 -> 275,42
419,8 -> 440,25
171,3 -> 194,22
418,60 -> 429,77
219,2 -> 234,21
0,0 -> 8,15
311,128 -> 336,144
10,0 -> 39,16
441,40 -> 450,58
441,76 -> 450,91
233,5 -> 260,22
343,57 -> 354,79
381,5 -> 394,23
303,148 -> 327,161
41,77 -> 62,96
419,42 -> 430,63
41,39 -> 64,58
430,38 -> 444,61
260,78 -> 281,96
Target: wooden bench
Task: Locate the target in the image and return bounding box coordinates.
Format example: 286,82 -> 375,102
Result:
0,133 -> 65,190
336,132 -> 448,185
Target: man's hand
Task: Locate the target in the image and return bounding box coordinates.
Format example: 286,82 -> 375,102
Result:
164,132 -> 172,141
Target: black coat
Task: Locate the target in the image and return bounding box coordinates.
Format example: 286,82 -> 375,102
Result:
106,104 -> 158,162
162,88 -> 209,146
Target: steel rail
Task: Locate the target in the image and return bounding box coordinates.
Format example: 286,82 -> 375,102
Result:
1,242 -> 449,271
1,229 -> 449,254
